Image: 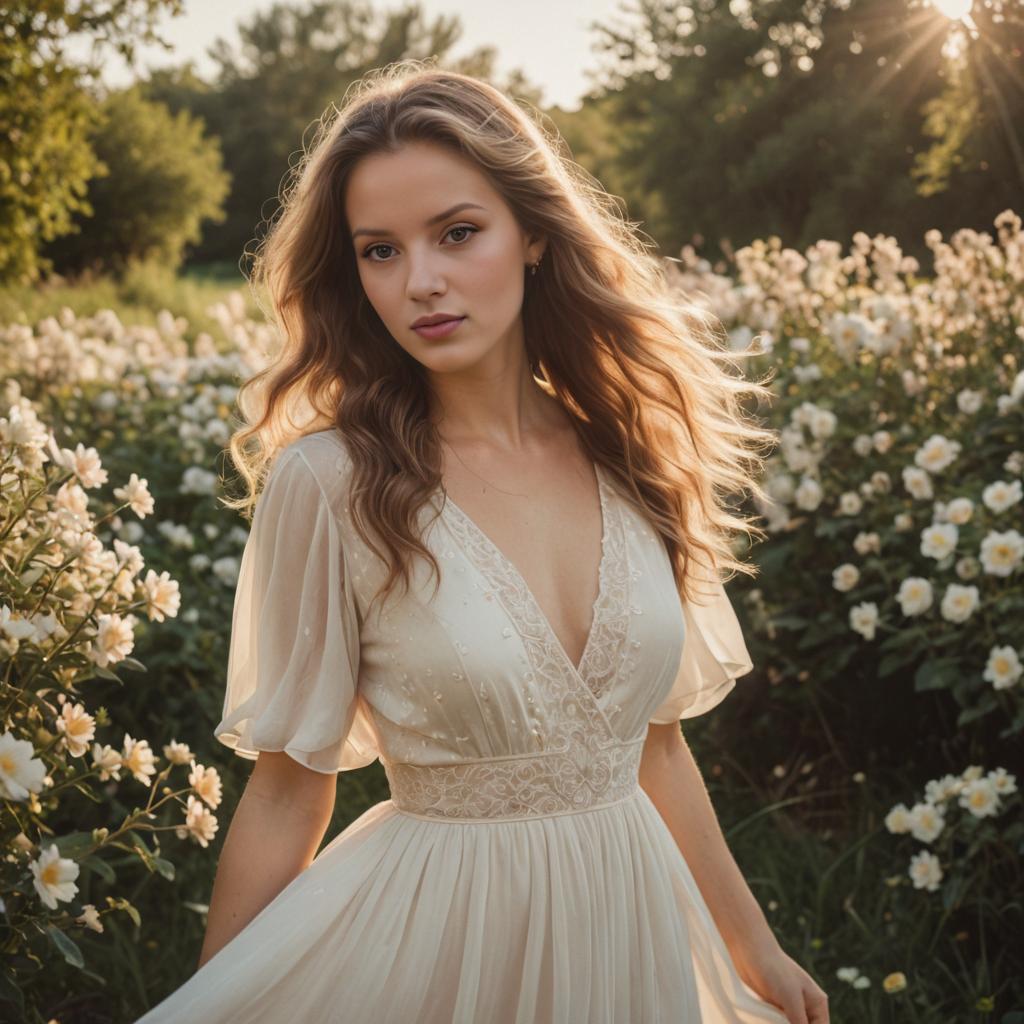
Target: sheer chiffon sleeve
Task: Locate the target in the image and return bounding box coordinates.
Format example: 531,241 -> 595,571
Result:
214,445 -> 378,773
648,569 -> 754,724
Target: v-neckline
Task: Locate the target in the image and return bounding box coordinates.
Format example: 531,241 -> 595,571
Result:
438,461 -> 611,683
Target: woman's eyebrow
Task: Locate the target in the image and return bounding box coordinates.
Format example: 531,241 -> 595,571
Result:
351,202 -> 487,241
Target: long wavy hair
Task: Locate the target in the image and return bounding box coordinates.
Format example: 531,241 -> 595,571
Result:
223,59 -> 777,618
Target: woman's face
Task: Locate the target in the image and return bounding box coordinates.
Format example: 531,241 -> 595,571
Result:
344,140 -> 544,375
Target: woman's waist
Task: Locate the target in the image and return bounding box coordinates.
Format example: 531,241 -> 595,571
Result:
381,737 -> 646,823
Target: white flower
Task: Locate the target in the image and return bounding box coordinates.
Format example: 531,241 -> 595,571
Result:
920,523 -> 957,560
940,584 -> 979,623
0,732 -> 47,801
212,555 -> 241,587
57,443 -> 109,489
0,605 -> 37,643
902,466 -> 934,500
853,434 -> 874,457
894,512 -> 915,532
908,802 -> 944,842
836,966 -> 862,983
121,734 -> 157,786
838,491 -> 863,516
180,466 -> 219,496
112,473 -> 155,518
914,435 -> 962,474
981,479 -> 1022,514
955,556 -> 980,580
794,476 -> 824,511
854,532 -> 881,555
852,975 -> 872,989
983,645 -> 1022,690
956,389 -> 983,414
869,471 -> 892,494
76,903 -> 104,933
188,760 -> 223,810
833,563 -> 861,592
163,740 -> 194,766
942,497 -> 974,525
175,793 -> 219,848
924,775 -> 963,804
884,803 -> 912,834
142,569 -> 181,622
897,577 -> 933,616
873,430 -> 894,454
909,849 -> 943,892
91,742 -> 123,782
958,778 -> 1001,818
808,407 -> 838,439
30,844 -> 80,909
88,612 -> 138,668
55,703 -> 96,758
850,601 -> 879,640
986,768 -> 1017,796
979,529 -> 1023,576
827,312 -> 874,363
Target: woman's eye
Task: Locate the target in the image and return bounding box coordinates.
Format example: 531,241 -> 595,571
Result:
445,224 -> 478,244
361,224 -> 478,262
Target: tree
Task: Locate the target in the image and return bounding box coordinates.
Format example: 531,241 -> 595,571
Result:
41,87 -> 231,276
585,0 -> 1023,261
0,0 -> 185,284
143,1 -> 542,265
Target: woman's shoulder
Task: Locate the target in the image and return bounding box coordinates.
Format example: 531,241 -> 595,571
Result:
275,427 -> 355,510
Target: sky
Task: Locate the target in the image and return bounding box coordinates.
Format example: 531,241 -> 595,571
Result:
90,0 -> 627,111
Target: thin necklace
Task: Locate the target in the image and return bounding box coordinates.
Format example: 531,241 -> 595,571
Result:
439,437 -> 531,499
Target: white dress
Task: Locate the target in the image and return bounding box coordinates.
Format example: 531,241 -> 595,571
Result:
136,428 -> 789,1023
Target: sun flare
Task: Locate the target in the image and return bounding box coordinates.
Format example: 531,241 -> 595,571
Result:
931,0 -> 973,20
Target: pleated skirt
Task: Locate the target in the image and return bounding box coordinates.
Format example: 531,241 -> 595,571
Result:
136,787 -> 789,1023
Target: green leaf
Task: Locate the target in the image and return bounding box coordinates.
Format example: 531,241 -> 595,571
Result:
956,699 -> 999,727
52,831 -> 97,860
152,856 -> 176,881
117,656 -> 148,673
82,854 -> 116,884
768,614 -> 809,630
46,926 -> 85,969
914,657 -> 961,692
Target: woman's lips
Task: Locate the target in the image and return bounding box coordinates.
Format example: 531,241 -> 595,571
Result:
413,316 -> 466,340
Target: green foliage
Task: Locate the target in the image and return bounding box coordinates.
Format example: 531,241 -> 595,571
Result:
41,87 -> 231,277
0,0 -> 185,286
141,2 -> 530,264
583,0 -> 1024,261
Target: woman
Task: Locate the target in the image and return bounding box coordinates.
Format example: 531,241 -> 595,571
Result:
138,61 -> 829,1023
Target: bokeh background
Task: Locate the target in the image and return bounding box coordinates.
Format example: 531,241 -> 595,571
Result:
1,1 -> 1022,1022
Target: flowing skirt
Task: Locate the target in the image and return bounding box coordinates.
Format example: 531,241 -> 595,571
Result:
136,787 -> 789,1023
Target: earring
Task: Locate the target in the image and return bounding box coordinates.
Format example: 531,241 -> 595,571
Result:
529,255 -> 543,276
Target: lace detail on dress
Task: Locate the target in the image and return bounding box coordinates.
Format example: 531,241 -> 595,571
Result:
577,478 -> 631,701
384,738 -> 645,821
438,465 -> 626,747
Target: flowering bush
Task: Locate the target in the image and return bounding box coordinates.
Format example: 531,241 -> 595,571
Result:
668,209 -> 1023,1018
0,400 -> 223,1019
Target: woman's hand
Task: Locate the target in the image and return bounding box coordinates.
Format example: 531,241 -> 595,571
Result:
730,940 -> 830,1024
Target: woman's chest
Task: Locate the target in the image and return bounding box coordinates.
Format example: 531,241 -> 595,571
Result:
342,482 -> 688,760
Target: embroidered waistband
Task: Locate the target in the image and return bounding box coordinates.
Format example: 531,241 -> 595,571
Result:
382,738 -> 646,822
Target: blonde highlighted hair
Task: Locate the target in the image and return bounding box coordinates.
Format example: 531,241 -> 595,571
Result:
223,58 -> 776,615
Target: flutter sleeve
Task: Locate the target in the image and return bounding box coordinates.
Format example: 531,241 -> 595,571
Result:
214,445 -> 378,773
648,568 -> 755,724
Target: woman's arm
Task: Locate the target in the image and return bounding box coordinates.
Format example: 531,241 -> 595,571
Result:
639,722 -> 829,1024
196,751 -> 337,969
639,721 -> 778,956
